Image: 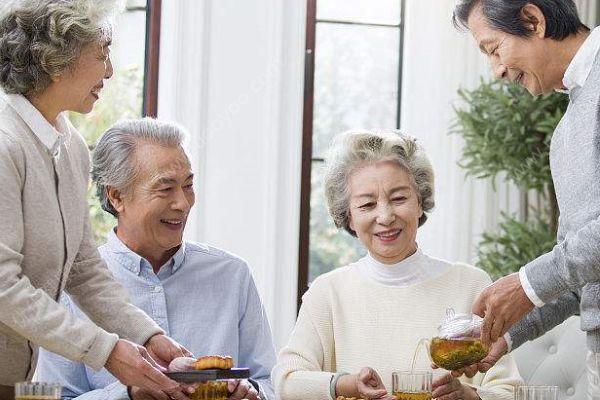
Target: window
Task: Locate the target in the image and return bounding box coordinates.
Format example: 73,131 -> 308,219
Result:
69,0 -> 162,243
298,0 -> 405,305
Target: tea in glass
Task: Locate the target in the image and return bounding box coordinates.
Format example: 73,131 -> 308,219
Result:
429,337 -> 488,370
394,392 -> 432,400
15,382 -> 61,400
392,371 -> 432,400
190,381 -> 228,400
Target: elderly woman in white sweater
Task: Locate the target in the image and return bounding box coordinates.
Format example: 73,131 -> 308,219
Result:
273,130 -> 523,400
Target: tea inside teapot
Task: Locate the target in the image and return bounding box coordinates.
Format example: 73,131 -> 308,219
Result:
429,336 -> 489,370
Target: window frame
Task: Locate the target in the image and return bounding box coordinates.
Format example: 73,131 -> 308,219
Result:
297,0 -> 406,309
143,0 -> 162,117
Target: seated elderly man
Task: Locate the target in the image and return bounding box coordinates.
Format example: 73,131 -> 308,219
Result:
34,118 -> 276,400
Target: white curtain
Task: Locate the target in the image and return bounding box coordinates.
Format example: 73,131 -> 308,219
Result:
157,0 -> 306,350
401,0 -> 521,265
576,0 -> 598,27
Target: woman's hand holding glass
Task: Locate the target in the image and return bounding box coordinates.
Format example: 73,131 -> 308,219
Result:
336,367 -> 395,400
432,373 -> 479,400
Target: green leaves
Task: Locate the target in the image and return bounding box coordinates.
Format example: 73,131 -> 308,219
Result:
452,79 -> 566,279
476,214 -> 556,281
71,65 -> 144,245
452,79 -> 568,191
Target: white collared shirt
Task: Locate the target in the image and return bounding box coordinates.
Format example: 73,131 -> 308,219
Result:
0,91 -> 68,158
562,26 -> 600,92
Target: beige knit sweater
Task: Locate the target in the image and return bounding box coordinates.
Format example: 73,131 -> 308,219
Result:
0,92 -> 162,384
273,253 -> 523,400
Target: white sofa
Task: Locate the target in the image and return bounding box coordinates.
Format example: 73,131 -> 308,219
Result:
512,316 -> 587,400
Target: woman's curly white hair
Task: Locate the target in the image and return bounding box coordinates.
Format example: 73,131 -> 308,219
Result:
323,129 -> 435,236
0,0 -> 122,95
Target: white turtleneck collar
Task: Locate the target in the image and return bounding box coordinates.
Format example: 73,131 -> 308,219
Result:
355,247 -> 450,287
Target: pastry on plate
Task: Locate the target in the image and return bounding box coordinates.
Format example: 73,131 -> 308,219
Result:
193,355 -> 234,370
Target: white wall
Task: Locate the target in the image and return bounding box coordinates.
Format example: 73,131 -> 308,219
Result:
157,0 -> 306,350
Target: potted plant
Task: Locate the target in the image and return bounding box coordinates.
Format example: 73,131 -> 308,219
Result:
452,79 -> 568,279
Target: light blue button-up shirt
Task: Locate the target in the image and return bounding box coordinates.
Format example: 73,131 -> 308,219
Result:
34,229 -> 276,400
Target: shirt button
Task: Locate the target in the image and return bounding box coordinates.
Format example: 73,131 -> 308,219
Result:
567,387 -> 575,396
154,286 -> 163,293
548,345 -> 557,354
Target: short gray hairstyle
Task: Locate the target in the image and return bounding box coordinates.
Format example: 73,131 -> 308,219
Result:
323,130 -> 435,236
0,0 -> 119,95
91,118 -> 189,217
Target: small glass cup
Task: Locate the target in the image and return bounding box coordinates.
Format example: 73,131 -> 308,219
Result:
515,385 -> 559,400
392,371 -> 432,400
15,382 -> 61,400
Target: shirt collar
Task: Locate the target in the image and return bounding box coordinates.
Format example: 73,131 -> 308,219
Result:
106,228 -> 187,275
0,91 -> 67,157
562,27 -> 600,92
171,241 -> 186,273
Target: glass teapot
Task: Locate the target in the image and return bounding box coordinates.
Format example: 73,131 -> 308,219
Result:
424,309 -> 489,370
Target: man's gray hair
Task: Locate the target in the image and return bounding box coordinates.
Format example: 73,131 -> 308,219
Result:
92,118 -> 189,217
323,130 -> 435,236
452,0 -> 587,40
0,0 -> 120,95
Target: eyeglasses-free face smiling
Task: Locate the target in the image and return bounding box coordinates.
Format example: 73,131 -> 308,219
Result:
348,161 -> 423,265
54,41 -> 114,114
467,4 -> 566,95
114,143 -> 195,261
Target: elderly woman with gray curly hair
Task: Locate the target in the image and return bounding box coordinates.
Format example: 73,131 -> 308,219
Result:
0,1 -> 193,397
273,130 -> 523,400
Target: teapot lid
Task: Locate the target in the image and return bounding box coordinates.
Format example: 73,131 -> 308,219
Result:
438,308 -> 483,340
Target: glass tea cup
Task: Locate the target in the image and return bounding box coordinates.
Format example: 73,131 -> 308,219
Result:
15,382 -> 61,400
515,385 -> 558,400
392,371 -> 432,400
